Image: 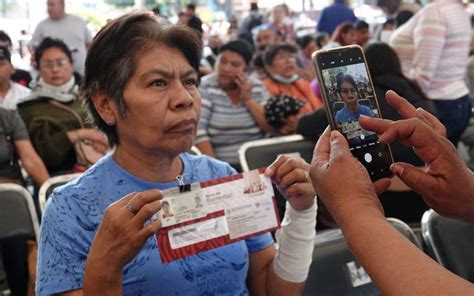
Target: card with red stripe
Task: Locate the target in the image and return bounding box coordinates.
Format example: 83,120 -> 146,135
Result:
155,168 -> 279,263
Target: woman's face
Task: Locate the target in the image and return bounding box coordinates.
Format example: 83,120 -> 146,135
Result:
266,49 -> 297,78
112,44 -> 201,156
339,80 -> 359,108
303,40 -> 318,59
216,50 -> 246,89
341,29 -> 355,46
272,6 -> 285,23
39,47 -> 73,86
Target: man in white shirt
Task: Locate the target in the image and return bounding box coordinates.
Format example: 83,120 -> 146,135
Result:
30,0 -> 92,74
0,47 -> 30,110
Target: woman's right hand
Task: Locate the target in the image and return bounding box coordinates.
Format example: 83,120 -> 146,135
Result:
358,90 -> 474,222
85,190 -> 163,274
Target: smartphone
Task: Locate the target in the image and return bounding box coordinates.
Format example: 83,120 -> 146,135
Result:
312,45 -> 393,180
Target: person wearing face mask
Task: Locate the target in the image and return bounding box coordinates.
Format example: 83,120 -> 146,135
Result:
262,43 -> 323,134
17,38 -> 108,175
196,39 -> 273,170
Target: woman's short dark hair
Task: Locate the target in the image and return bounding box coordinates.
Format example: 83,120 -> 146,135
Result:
315,32 -> 329,48
81,13 -> 202,146
262,43 -> 297,66
364,42 -> 402,78
336,73 -> 359,96
0,31 -> 12,46
365,41 -> 428,101
34,37 -> 73,67
219,39 -> 253,65
296,34 -> 316,50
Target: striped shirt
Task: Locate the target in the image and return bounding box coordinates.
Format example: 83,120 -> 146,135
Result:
196,74 -> 269,164
389,0 -> 471,100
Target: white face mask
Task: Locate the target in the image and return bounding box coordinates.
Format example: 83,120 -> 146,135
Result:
271,73 -> 299,84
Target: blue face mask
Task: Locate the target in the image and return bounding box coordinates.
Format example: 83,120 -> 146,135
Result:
271,73 -> 300,84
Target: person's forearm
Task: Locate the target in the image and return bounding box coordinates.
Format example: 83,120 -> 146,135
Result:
24,156 -> 49,187
339,205 -> 474,295
267,268 -> 305,296
268,202 -> 317,295
243,98 -> 274,133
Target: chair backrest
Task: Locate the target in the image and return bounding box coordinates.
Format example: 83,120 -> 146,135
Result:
304,218 -> 421,295
379,190 -> 429,226
39,173 -> 81,213
421,209 -> 474,282
0,184 -> 40,242
238,135 -> 316,220
387,217 -> 422,247
238,135 -> 315,172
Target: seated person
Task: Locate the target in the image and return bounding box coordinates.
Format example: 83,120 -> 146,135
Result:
36,14 -> 317,295
196,39 -> 272,170
324,22 -> 355,49
0,30 -> 32,88
0,107 -> 49,296
295,34 -> 319,81
364,41 -> 436,165
17,38 -> 108,175
0,46 -> 30,110
262,43 -> 323,134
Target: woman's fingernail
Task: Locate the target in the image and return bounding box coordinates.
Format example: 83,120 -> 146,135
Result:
264,167 -> 272,176
390,164 -> 404,177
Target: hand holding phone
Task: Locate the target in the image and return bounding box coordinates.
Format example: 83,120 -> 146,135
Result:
312,45 -> 393,180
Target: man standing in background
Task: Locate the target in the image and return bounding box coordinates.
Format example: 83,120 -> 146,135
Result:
186,4 -> 203,35
317,0 -> 357,36
30,0 -> 92,74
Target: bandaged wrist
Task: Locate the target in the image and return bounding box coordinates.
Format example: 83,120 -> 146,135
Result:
273,200 -> 317,283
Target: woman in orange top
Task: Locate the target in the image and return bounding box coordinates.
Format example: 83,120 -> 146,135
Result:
262,43 -> 323,133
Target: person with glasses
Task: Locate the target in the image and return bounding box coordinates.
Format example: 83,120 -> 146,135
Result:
17,37 -> 108,175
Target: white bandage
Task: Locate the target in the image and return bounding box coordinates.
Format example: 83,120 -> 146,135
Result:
273,200 -> 317,283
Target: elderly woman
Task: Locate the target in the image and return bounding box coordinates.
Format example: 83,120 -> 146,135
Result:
17,38 -> 108,174
262,43 -> 323,134
196,39 -> 272,169
36,13 -> 317,295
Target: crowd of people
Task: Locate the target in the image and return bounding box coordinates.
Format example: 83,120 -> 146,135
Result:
0,0 -> 473,295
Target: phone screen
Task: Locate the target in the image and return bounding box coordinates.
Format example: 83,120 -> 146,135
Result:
313,46 -> 393,180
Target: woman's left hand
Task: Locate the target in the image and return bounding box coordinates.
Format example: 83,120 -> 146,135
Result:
265,155 -> 315,211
